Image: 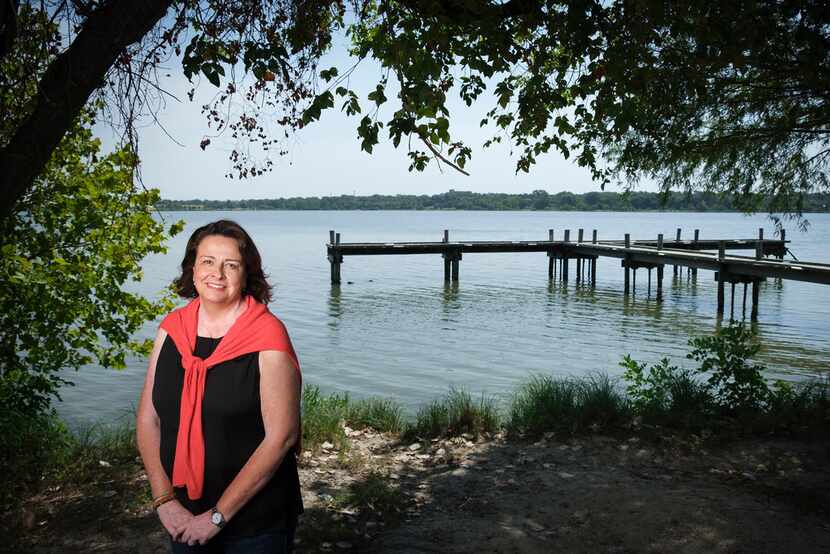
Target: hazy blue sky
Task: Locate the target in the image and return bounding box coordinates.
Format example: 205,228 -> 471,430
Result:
101,34 -> 651,201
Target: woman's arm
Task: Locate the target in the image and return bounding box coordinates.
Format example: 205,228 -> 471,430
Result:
180,350 -> 300,546
136,328 -> 193,540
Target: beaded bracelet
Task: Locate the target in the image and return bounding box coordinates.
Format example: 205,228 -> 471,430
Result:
152,491 -> 175,510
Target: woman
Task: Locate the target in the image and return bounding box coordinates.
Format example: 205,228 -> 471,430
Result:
137,220 -> 303,553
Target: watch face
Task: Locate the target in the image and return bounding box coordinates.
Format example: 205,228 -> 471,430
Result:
211,511 -> 223,525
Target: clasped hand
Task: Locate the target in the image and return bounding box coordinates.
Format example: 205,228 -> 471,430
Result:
158,501 -> 221,545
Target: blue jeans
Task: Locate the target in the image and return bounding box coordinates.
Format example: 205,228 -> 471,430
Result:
170,524 -> 295,554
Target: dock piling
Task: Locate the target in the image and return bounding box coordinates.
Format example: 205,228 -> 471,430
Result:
757,228 -> 764,260
657,265 -> 664,300
328,230 -> 343,284
440,230 -> 461,282
563,230 -> 570,281
443,230 -> 450,282
591,230 -> 598,286
624,233 -> 631,295
656,234 -> 664,300
674,228 -> 681,276
716,241 -> 726,316
780,229 -> 787,260
548,229 -> 555,280
751,281 -> 760,319
692,229 -> 700,278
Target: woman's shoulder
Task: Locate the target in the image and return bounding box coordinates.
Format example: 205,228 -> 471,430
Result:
256,306 -> 291,336
160,299 -> 198,331
154,328 -> 180,360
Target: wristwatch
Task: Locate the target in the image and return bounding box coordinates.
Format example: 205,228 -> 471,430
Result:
210,507 -> 226,528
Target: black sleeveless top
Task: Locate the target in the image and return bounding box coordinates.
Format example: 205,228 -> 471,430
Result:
152,335 -> 303,537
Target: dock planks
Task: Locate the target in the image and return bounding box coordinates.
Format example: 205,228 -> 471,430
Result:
325,228 -> 827,320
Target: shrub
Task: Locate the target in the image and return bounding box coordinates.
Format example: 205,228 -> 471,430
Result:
621,356 -> 677,415
621,356 -> 713,426
0,406 -> 73,509
767,377 -> 830,428
0,406 -> 139,513
688,323 -> 770,412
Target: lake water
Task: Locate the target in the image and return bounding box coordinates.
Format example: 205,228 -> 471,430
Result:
57,211 -> 830,427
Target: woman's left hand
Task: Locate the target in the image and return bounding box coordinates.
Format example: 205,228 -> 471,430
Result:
178,510 -> 221,546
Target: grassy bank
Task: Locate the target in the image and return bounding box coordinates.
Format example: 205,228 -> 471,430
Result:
302,371 -> 830,452
6,371 -> 829,510
6,324 -> 830,536
3,372 -> 828,549
7,374 -> 829,507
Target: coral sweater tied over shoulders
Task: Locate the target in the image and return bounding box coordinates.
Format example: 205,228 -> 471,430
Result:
160,295 -> 300,500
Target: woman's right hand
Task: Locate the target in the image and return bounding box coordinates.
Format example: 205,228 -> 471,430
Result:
157,500 -> 194,541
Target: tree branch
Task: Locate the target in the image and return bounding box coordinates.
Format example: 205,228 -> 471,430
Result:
0,0 -> 173,223
398,0 -> 540,22
0,0 -> 19,61
419,133 -> 470,176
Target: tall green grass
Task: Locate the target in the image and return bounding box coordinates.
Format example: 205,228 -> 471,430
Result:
577,373 -> 631,428
507,374 -> 630,437
301,386 -> 406,451
405,387 -> 500,440
346,397 -> 406,434
301,386 -> 351,451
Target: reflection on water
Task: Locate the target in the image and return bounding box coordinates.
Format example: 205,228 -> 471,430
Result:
56,211 -> 830,426
327,286 -> 343,329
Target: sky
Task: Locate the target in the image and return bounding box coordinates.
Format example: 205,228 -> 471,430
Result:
99,32 -> 651,201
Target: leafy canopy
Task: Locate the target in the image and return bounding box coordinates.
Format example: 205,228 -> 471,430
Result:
2,1 -> 827,222
170,0 -> 830,220
0,7 -> 183,415
0,109 -> 183,415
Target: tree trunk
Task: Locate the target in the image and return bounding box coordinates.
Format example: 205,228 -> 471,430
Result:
0,0 -> 173,222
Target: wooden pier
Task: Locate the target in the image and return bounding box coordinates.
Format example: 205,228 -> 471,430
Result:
326,227 -> 830,320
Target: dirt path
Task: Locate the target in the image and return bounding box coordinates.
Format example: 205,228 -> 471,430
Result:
365,433 -> 830,553
9,430 -> 830,553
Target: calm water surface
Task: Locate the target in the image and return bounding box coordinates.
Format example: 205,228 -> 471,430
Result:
57,211 -> 830,426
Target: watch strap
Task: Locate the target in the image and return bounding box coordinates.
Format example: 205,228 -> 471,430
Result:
210,506 -> 226,528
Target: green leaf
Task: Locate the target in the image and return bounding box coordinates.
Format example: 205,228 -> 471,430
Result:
320,67 -> 339,82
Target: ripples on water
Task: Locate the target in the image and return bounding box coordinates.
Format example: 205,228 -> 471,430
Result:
58,211 -> 830,425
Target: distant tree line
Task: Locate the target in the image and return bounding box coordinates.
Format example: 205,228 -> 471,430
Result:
157,190 -> 830,212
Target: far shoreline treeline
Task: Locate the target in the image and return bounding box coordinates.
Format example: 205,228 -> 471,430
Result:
156,190 -> 830,212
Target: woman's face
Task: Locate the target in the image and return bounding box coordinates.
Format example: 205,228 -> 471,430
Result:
192,234 -> 246,305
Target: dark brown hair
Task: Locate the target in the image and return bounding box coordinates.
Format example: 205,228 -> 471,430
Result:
173,219 -> 272,304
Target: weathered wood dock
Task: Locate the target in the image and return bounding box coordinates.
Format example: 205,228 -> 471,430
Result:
326,227 -> 830,320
